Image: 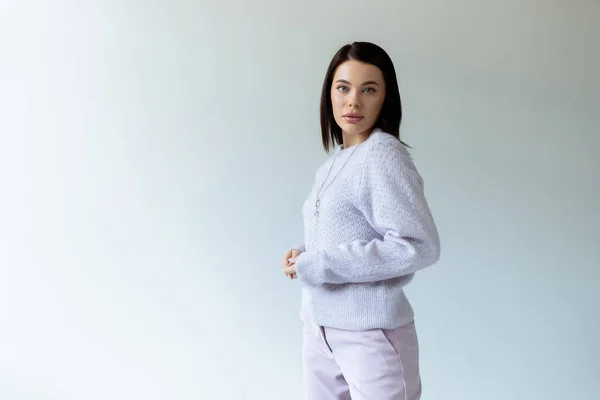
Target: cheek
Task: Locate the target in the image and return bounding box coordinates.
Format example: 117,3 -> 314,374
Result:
331,91 -> 342,110
369,96 -> 385,116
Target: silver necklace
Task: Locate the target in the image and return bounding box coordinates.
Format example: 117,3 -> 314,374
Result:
314,142 -> 364,217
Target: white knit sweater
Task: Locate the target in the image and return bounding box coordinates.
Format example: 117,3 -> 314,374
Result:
294,129 -> 440,331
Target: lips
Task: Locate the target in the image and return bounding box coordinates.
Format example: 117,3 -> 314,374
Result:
343,114 -> 364,124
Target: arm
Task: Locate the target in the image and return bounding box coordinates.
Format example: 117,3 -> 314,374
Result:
295,139 -> 440,286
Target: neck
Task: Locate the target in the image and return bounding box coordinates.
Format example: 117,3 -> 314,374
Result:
342,128 -> 373,149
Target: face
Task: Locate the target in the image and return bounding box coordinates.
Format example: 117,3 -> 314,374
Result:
330,60 -> 386,141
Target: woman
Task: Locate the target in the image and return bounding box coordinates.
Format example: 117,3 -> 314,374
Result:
281,41 -> 440,400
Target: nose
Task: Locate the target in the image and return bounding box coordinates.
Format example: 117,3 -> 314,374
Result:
348,91 -> 361,108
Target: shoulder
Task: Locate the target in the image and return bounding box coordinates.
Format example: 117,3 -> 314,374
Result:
363,129 -> 413,166
359,129 -> 424,188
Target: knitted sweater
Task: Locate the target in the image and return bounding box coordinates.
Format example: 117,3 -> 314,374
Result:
294,129 -> 440,331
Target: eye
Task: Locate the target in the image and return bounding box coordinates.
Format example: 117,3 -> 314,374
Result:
363,87 -> 376,94
337,85 -> 349,92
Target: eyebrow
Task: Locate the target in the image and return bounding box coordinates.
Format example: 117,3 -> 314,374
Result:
335,79 -> 380,86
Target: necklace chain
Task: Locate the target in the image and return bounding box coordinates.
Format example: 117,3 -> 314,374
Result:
314,142 -> 364,217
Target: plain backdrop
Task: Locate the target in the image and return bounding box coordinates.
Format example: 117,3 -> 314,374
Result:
1,0 -> 599,399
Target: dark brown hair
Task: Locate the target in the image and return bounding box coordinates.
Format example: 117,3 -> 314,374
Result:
320,41 -> 404,152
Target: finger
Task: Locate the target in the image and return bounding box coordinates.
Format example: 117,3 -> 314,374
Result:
281,250 -> 292,267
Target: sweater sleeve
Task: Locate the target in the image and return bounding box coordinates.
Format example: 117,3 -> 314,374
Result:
292,244 -> 306,253
295,139 -> 440,286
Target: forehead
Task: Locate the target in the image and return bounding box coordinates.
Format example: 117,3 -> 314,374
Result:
333,60 -> 384,83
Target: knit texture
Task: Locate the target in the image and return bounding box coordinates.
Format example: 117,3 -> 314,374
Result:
294,129 -> 440,331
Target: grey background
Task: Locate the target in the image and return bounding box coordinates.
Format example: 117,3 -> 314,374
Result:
1,0 -> 598,399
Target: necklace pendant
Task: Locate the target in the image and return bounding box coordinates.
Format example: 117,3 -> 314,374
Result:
314,210 -> 319,217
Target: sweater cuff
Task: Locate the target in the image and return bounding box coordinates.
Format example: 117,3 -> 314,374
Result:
295,250 -> 321,286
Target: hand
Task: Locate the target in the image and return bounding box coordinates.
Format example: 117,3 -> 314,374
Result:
281,248 -> 301,280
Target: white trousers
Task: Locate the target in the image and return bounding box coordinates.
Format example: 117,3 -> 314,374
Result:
301,308 -> 422,400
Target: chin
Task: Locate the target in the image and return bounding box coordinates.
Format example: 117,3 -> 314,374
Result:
340,123 -> 370,136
